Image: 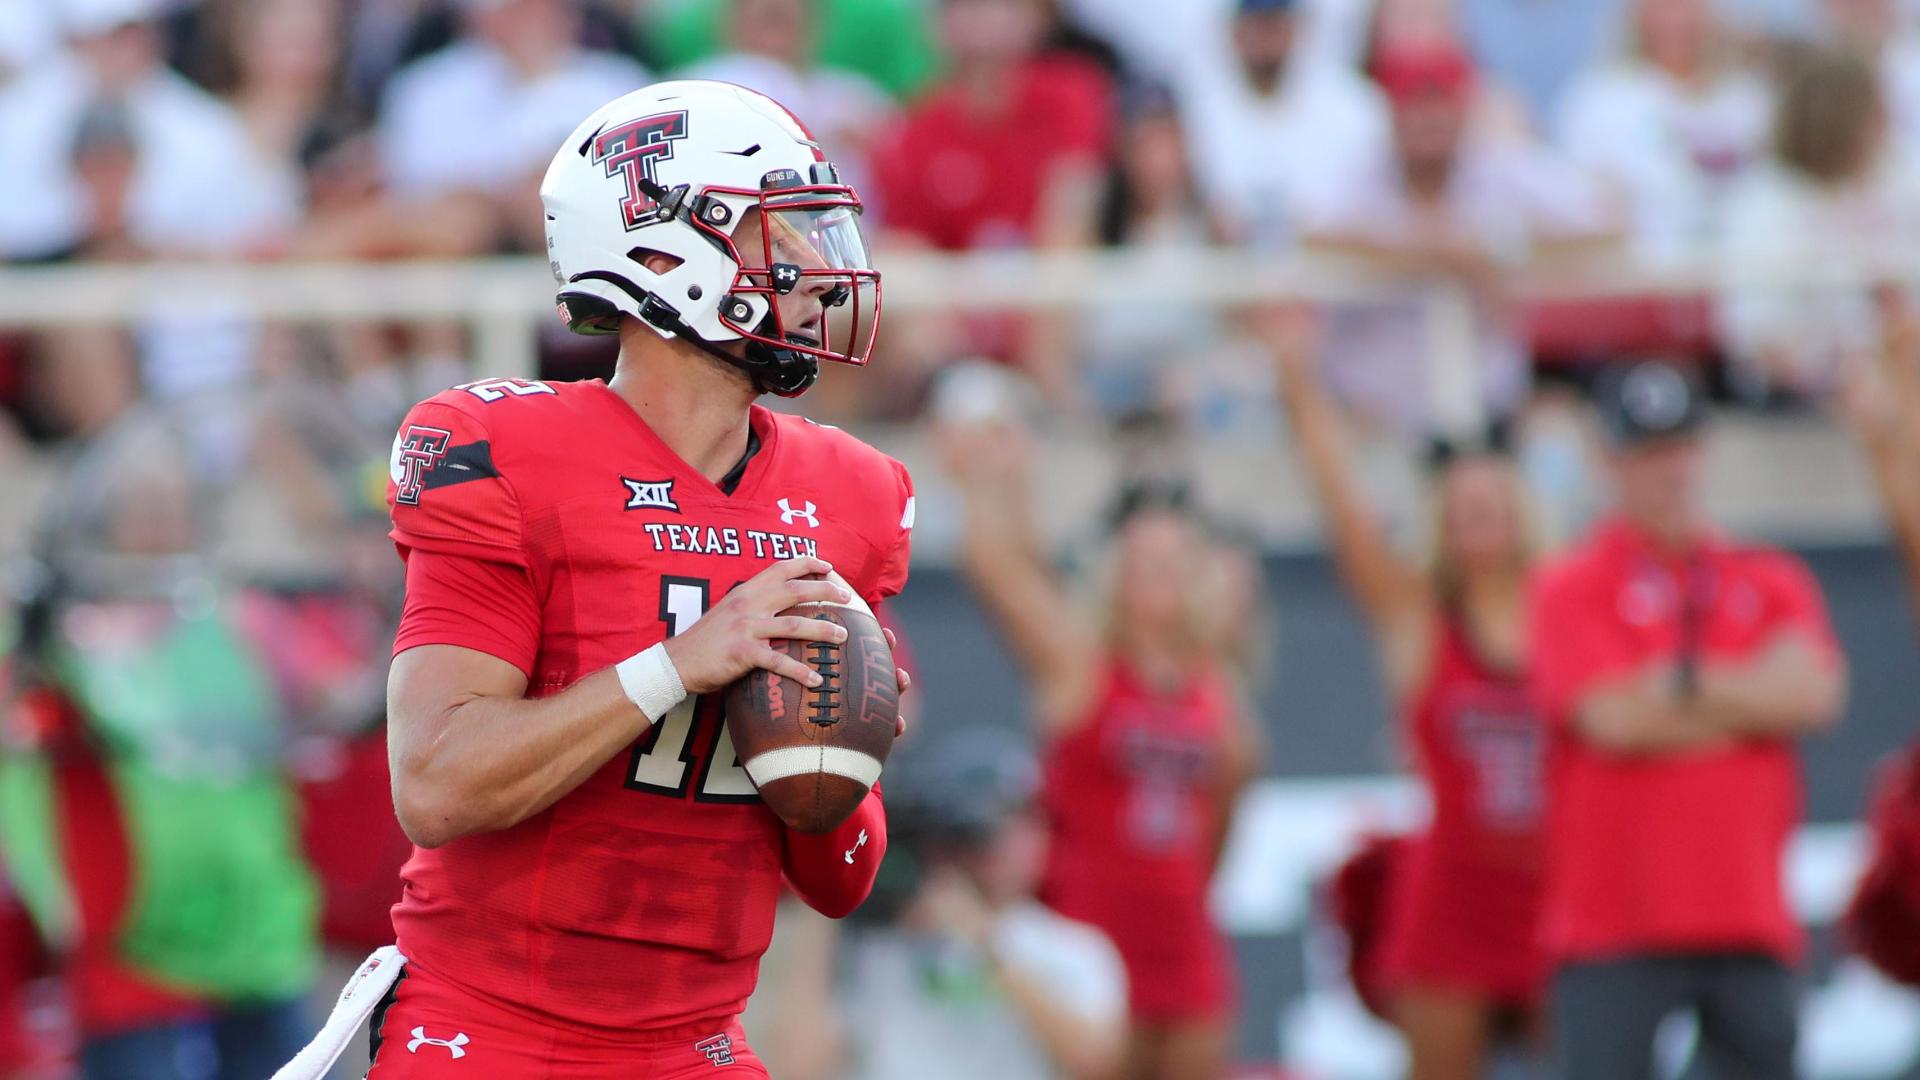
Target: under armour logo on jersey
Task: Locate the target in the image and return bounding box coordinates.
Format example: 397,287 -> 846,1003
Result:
391,425 -> 451,507
778,498 -> 819,528
623,477 -> 680,513
407,1028 -> 470,1059
696,1034 -> 735,1066
844,828 -> 868,865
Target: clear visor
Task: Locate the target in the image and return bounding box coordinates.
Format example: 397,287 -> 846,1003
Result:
737,191 -> 881,366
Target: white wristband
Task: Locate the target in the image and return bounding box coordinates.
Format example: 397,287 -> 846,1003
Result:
615,642 -> 686,723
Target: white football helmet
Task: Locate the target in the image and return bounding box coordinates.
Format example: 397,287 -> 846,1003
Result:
541,80 -> 880,397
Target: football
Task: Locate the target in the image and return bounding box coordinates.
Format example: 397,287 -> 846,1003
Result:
724,575 -> 898,833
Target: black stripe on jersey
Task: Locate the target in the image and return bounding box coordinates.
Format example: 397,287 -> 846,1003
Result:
717,426 -> 762,496
422,440 -> 500,492
366,965 -> 409,1065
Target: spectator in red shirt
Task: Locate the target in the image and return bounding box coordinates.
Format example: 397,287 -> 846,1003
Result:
1529,361 -> 1848,1080
871,0 -> 1111,252
868,0 -> 1112,401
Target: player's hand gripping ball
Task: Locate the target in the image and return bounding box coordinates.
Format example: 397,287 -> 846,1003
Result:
724,572 -> 899,832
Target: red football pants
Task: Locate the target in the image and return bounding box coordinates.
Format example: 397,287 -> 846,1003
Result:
365,966 -> 768,1079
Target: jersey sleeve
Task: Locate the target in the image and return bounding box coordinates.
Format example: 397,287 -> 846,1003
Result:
1527,559 -> 1635,729
866,458 -> 914,605
1756,553 -> 1843,668
387,398 -> 527,567
392,548 -> 543,677
781,785 -> 887,919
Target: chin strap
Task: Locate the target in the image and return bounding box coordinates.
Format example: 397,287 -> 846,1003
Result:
636,294 -> 818,398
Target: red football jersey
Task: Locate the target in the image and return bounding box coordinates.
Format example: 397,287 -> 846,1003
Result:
384,377 -> 913,1036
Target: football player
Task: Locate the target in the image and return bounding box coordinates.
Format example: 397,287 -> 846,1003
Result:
305,82 -> 912,1079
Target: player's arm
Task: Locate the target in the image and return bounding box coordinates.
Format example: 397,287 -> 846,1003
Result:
1570,668 -> 1742,755
1847,288 -> 1920,621
987,953 -> 1124,1080
939,419 -> 1099,733
1531,567 -> 1729,756
1267,310 -> 1430,679
1684,630 -> 1846,738
781,785 -> 888,919
917,873 -> 1125,1080
1208,691 -> 1266,873
388,556 -> 851,848
779,614 -> 911,919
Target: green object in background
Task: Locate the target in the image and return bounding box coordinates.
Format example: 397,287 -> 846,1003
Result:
0,758 -> 77,950
110,761 -> 318,1001
0,598 -> 318,1003
647,0 -> 941,101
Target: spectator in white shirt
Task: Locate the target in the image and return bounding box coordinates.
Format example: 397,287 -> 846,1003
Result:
189,0 -> 353,216
1299,41 -> 1619,432
0,2 -> 56,85
1557,0 -> 1772,265
378,0 -> 647,250
0,0 -> 292,261
1177,0 -> 1391,248
1717,45 -> 1920,402
1824,0 -> 1920,157
678,0 -> 893,190
844,732 -> 1128,1080
1060,0 -> 1366,89
1082,83 -> 1270,429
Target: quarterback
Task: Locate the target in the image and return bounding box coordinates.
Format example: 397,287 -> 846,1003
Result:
280,81 -> 913,1079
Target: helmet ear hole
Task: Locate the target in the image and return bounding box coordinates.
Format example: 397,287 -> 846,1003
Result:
627,247 -> 685,274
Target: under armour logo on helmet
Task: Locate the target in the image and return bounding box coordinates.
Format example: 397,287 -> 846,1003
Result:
408,1028 -> 470,1059
778,498 -> 819,528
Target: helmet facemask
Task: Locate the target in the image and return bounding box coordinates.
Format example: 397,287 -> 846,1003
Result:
697,173 -> 881,397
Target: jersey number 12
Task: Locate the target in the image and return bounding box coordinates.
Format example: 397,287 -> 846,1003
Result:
625,577 -> 757,802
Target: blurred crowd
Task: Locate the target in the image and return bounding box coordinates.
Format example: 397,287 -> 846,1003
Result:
8,0 -> 1920,435
4,0 -> 1920,1079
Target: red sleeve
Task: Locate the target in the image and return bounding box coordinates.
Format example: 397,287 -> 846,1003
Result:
1756,553 -> 1842,668
866,458 -> 914,605
781,785 -> 887,919
387,398 -> 526,566
1527,559 -> 1637,728
392,548 -> 542,678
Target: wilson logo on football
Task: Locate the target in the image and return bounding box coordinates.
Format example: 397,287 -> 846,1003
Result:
392,425 -> 452,507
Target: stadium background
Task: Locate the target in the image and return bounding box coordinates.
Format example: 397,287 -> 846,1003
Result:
1,0 -> 1919,1076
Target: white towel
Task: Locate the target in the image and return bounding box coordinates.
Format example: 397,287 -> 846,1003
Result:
272,946 -> 409,1080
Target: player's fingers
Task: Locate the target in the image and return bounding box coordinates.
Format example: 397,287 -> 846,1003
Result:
784,578 -> 854,607
755,648 -> 823,687
763,556 -> 834,582
882,626 -> 898,651
896,667 -> 912,696
756,615 -> 848,644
